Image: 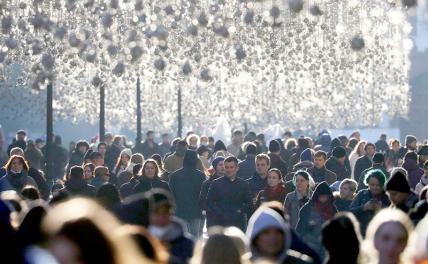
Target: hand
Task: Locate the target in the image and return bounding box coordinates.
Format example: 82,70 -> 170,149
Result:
363,201 -> 375,211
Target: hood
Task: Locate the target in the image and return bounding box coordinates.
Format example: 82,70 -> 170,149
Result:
293,161 -> 314,171
319,133 -> 331,147
183,150 -> 198,169
214,140 -> 227,152
246,208 -> 292,261
311,181 -> 334,202
300,148 -> 313,162
330,138 -> 342,151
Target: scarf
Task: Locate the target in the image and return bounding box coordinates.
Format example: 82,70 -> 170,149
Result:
7,170 -> 28,191
315,201 -> 335,220
264,184 -> 286,202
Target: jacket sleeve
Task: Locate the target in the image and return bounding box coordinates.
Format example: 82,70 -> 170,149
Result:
349,192 -> 365,216
199,181 -> 209,209
284,193 -> 291,215
326,171 -> 337,185
206,182 -> 226,219
243,181 -> 254,216
296,204 -> 310,236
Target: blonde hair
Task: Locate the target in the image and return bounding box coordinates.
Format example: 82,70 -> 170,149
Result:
42,198 -> 151,264
362,208 -> 413,264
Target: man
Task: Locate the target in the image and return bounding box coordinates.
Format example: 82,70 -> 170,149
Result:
67,140 -> 90,173
375,134 -> 389,153
89,151 -> 104,167
91,166 -> 110,189
206,156 -> 253,231
268,140 -> 288,176
169,150 -> 206,238
325,146 -> 351,181
199,157 -> 225,228
50,135 -> 68,180
354,143 -> 376,183
246,207 -> 312,263
7,130 -> 27,157
158,133 -> 171,158
237,142 -> 257,180
141,131 -> 159,158
24,140 -> 44,171
308,151 -> 336,185
403,151 -> 424,189
35,138 -> 45,151
357,152 -> 389,191
405,135 -> 418,152
247,154 -> 270,200
227,130 -> 245,159
385,169 -> 418,213
97,142 -> 107,159
164,140 -> 204,173
147,189 -> 194,264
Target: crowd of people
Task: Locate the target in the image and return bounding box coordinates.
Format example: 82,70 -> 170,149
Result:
1,128 -> 428,264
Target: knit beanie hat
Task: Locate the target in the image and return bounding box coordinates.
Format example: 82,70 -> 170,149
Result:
332,146 -> 347,158
372,152 -> 385,164
418,145 -> 428,156
300,148 -> 313,162
269,140 -> 280,153
386,170 -> 411,193
405,135 -> 417,147
211,157 -> 225,170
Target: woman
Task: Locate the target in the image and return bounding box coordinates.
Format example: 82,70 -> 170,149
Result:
83,163 -> 95,183
362,209 -> 413,264
283,170 -> 314,229
133,159 -> 170,194
296,181 -> 337,260
112,148 -> 132,177
42,198 -> 150,264
0,155 -> 38,193
151,154 -> 169,182
349,140 -> 366,179
350,169 -> 390,236
255,168 -> 287,209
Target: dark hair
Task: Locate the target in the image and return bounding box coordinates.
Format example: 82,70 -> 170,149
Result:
69,166 -> 84,180
96,183 -> 121,210
364,169 -> 387,187
146,131 -> 154,137
54,135 -> 62,145
4,155 -> 30,172
224,156 -> 238,165
141,159 -> 160,178
348,138 -> 359,151
364,143 -> 376,151
268,168 -> 282,180
233,130 -> 243,136
21,186 -> 41,200
150,154 -> 163,171
297,137 -> 309,149
97,142 -> 107,149
246,143 -> 257,155
314,150 -> 327,160
90,151 -> 103,160
208,136 -> 215,142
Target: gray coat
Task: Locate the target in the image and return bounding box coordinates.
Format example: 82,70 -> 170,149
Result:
284,190 -> 312,229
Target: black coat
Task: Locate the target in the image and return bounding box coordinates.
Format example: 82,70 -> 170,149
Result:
206,176 -> 253,231
325,157 -> 350,181
62,179 -> 96,197
353,155 -> 372,183
246,172 -> 267,199
104,144 -> 122,172
356,165 -> 390,192
7,140 -> 27,157
410,200 -> 428,226
169,165 -> 206,220
268,153 -> 288,176
119,177 -> 140,199
133,176 -> 170,194
199,174 -> 222,227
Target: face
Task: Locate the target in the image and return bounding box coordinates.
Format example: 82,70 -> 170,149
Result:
200,137 -> 208,146
98,145 -> 107,155
409,141 -> 417,151
318,194 -> 330,204
201,151 -> 209,158
49,236 -> 82,264
17,134 -> 26,141
340,183 -> 354,199
256,159 -> 270,176
224,161 -> 238,179
267,171 -> 281,187
11,158 -> 24,172
78,146 -> 87,154
368,177 -> 383,196
295,175 -> 309,193
144,162 -> 157,178
150,206 -> 171,227
92,157 -> 104,167
162,135 -> 169,144
374,222 -> 408,264
36,142 -> 45,149
366,145 -> 376,157
84,167 -> 93,180
147,133 -> 154,141
314,156 -> 326,168
233,134 -> 243,144
338,156 -> 345,164
255,228 -> 284,258
387,191 -> 408,206
392,142 -> 400,152
102,172 -> 110,182
189,136 -> 198,147
121,154 -> 130,165
215,161 -> 225,175
359,143 -> 366,154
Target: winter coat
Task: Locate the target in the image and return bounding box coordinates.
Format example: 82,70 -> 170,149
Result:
104,144 -> 122,172
375,139 -> 389,153
296,183 -> 337,260
206,176 -> 253,231
349,189 -> 390,235
269,153 -> 288,176
246,172 -> 268,199
288,148 -> 305,173
391,192 -> 418,214
50,144 -> 68,179
119,177 -> 140,199
133,176 -> 170,194
152,218 -> 194,264
7,140 -> 27,157
91,176 -> 109,189
334,195 -> 353,212
403,157 -> 424,189
415,174 -> 428,195
255,183 -> 288,209
409,200 -> 428,226
307,166 -> 337,185
62,178 -> 96,197
356,165 -> 390,192
163,153 -> 205,174
325,157 -> 351,181
353,155 -> 372,183
24,147 -> 44,171
0,170 -> 38,193
67,150 -> 85,172
158,143 -> 171,159
227,143 -> 245,160
284,190 -> 312,229
385,149 -> 405,167
247,208 -> 313,264
285,161 -> 314,181
237,155 -> 256,180
140,140 -> 159,159
28,168 -> 50,200
199,173 -> 222,227
169,151 -> 206,220
349,152 -> 361,180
